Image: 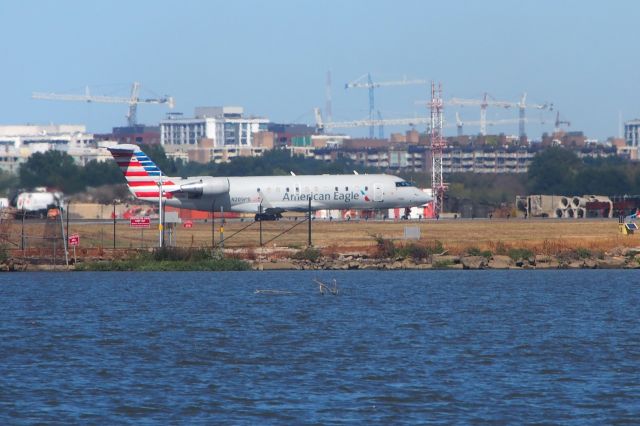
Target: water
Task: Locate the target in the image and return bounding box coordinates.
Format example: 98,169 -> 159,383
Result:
1,270 -> 639,424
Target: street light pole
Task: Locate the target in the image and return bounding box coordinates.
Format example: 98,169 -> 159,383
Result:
211,199 -> 215,249
112,200 -> 117,250
66,199 -> 71,240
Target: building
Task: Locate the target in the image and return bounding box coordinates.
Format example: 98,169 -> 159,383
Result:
267,123 -> 317,148
625,119 -> 640,148
95,125 -> 161,146
0,124 -> 94,172
160,106 -> 269,148
313,143 -> 427,172
443,147 -> 535,173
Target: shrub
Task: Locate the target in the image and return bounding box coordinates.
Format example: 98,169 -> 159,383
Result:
433,259 -> 454,268
371,234 -> 396,258
493,241 -> 508,255
575,247 -> 591,259
292,247 -> 322,262
466,246 -> 492,258
507,247 -> 534,261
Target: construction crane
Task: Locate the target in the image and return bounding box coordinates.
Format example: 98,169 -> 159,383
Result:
345,73 -> 427,138
554,111 -> 571,133
417,92 -> 552,137
454,111 -> 533,136
32,81 -> 175,127
314,108 -> 429,132
314,107 -> 523,136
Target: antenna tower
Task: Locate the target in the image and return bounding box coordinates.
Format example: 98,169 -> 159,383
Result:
430,81 -> 446,216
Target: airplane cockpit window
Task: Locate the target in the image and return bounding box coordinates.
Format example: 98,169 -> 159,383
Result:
395,181 -> 414,187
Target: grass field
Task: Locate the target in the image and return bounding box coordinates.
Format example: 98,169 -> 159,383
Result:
6,217 -> 638,257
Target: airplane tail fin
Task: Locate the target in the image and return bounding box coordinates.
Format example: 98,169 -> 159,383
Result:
107,144 -> 173,200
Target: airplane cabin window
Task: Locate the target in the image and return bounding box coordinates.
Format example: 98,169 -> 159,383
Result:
335,186 -> 339,191
345,186 -> 348,191
257,188 -> 261,192
286,187 -> 290,192
365,186 -> 369,191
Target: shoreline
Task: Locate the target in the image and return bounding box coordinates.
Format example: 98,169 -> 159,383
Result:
3,246 -> 639,271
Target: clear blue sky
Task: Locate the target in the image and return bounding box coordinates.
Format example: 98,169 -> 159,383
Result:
0,0 -> 637,140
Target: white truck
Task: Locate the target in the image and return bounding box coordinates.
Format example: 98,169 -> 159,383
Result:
14,190 -> 63,218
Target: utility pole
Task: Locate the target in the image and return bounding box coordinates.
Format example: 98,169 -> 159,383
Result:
211,199 -> 215,249
158,177 -> 164,248
112,200 -> 117,249
308,198 -> 312,246
259,203 -> 263,247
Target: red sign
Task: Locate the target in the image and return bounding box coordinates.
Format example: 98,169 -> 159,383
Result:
130,216 -> 151,228
183,220 -> 193,228
68,234 -> 80,246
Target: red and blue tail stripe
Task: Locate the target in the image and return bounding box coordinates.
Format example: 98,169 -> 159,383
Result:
107,145 -> 175,200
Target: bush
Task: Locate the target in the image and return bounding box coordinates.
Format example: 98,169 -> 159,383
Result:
0,245 -> 8,263
74,247 -> 250,271
507,248 -> 534,261
371,234 -> 396,258
433,259 -> 454,268
292,247 -> 322,262
466,246 -> 492,258
575,247 -> 591,259
493,241 -> 508,255
147,246 -> 215,262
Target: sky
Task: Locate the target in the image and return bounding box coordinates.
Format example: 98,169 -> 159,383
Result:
1,0 -> 638,140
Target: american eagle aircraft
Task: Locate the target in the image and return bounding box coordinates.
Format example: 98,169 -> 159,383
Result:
108,144 -> 431,220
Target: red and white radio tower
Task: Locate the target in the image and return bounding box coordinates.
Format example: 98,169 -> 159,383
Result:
429,81 -> 447,216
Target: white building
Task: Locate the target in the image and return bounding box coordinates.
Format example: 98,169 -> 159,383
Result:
160,106 -> 269,148
625,119 -> 640,147
0,124 -> 94,172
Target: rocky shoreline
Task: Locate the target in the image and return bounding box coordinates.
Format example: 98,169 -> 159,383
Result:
2,246 -> 640,271
253,247 -> 640,271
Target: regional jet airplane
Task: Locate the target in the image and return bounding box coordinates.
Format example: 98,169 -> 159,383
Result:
108,144 -> 431,220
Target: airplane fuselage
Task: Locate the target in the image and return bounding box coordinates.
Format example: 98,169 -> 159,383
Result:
159,174 -> 428,213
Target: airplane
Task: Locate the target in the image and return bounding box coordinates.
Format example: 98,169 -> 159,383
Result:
107,144 -> 432,220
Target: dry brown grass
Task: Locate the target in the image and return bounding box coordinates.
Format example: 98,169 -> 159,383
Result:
4,218 -> 638,258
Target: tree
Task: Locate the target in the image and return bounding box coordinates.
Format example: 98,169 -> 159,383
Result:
527,147 -> 582,194
19,150 -> 84,193
82,159 -> 122,187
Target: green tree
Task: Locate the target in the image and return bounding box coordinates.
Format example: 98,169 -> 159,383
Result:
82,159 -> 122,187
19,150 -> 84,193
0,169 -> 18,196
527,147 -> 582,194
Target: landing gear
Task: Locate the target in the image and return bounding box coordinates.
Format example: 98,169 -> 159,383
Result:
402,207 -> 411,220
255,212 -> 280,221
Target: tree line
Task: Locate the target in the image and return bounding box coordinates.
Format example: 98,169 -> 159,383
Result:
3,146 -> 639,209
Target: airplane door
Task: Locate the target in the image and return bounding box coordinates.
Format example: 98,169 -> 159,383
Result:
373,183 -> 384,202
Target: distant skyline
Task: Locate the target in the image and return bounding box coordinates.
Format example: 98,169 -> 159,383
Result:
1,0 -> 638,140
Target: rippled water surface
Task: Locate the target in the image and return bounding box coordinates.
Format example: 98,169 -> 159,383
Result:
1,270 -> 639,424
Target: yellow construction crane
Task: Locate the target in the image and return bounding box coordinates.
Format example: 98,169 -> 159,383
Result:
32,81 -> 174,127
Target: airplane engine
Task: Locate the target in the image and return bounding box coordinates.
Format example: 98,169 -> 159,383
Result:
180,177 -> 230,196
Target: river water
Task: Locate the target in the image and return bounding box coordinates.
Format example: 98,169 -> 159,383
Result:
1,270 -> 639,424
